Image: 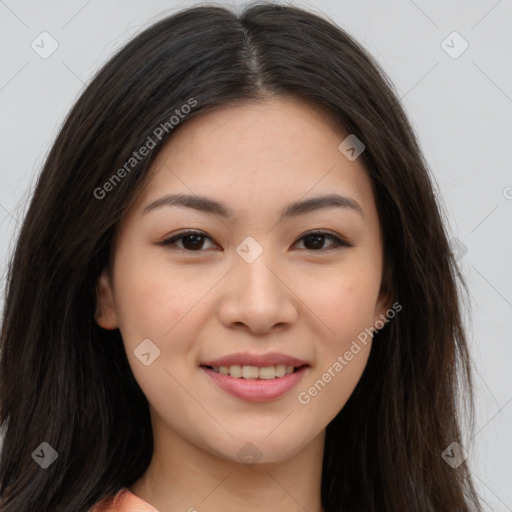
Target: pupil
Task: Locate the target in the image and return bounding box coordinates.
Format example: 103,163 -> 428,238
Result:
183,234 -> 203,250
305,234 -> 323,250
181,234 -> 326,251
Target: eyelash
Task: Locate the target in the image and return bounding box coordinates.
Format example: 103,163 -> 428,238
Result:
159,229 -> 351,253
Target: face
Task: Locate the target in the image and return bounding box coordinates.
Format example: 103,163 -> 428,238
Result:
96,96 -> 391,464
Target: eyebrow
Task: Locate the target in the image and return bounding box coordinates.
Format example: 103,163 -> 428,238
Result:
143,193 -> 364,220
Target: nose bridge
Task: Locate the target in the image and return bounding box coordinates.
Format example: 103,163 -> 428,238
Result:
234,238 -> 282,302
218,236 -> 297,332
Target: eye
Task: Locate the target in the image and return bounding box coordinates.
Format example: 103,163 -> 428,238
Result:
294,230 -> 350,251
159,230 -> 217,251
159,229 -> 350,252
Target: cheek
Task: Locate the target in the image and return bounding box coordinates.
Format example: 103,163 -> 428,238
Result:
295,258 -> 382,343
296,342 -> 371,430
111,258 -> 208,425
113,251 -> 202,336
296,284 -> 375,426
110,251 -> 213,390
294,257 -> 380,412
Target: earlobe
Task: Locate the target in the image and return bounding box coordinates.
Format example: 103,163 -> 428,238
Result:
373,253 -> 395,327
95,268 -> 118,330
373,270 -> 395,328
373,292 -> 394,328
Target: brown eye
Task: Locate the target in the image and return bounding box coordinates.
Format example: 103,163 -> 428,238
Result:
159,229 -> 350,252
160,230 -> 217,251
294,231 -> 350,251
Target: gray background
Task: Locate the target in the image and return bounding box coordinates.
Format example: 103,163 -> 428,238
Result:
0,0 -> 511,509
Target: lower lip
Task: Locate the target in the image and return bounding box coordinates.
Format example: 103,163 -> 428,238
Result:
201,366 -> 308,402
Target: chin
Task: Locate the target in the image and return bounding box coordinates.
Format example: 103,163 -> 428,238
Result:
204,431 -> 314,466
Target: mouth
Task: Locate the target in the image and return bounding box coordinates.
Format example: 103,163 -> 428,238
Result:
200,364 -> 307,380
199,354 -> 310,402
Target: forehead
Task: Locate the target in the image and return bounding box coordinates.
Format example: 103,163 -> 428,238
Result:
132,96 -> 378,226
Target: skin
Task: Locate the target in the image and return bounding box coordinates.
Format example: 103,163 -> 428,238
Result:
96,95 -> 392,512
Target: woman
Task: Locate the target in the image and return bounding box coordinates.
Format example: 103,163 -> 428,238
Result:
0,3 -> 483,511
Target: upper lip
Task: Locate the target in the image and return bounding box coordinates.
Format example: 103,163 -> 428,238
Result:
201,352 -> 310,368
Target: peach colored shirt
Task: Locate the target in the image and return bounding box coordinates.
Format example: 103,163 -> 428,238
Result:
91,488 -> 159,512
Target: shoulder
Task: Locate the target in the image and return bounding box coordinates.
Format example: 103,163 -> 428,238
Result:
90,487 -> 160,512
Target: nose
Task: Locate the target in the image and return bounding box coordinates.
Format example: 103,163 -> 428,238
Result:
217,250 -> 299,335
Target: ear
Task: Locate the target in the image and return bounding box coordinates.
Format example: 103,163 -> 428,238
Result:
373,289 -> 394,326
95,267 -> 119,330
372,258 -> 395,326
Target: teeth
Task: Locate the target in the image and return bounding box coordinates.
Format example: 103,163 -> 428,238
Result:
242,365 -> 259,379
211,364 -> 296,379
229,365 -> 242,378
274,365 -> 287,378
259,366 -> 277,379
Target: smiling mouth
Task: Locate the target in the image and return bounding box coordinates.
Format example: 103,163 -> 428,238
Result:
200,364 -> 307,380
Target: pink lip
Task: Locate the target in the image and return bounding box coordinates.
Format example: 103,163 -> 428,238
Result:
201,366 -> 308,402
201,352 -> 309,368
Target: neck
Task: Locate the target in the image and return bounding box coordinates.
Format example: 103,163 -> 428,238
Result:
130,415 -> 326,512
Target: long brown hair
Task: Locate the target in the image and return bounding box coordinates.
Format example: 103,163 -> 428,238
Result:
0,3 -> 482,511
